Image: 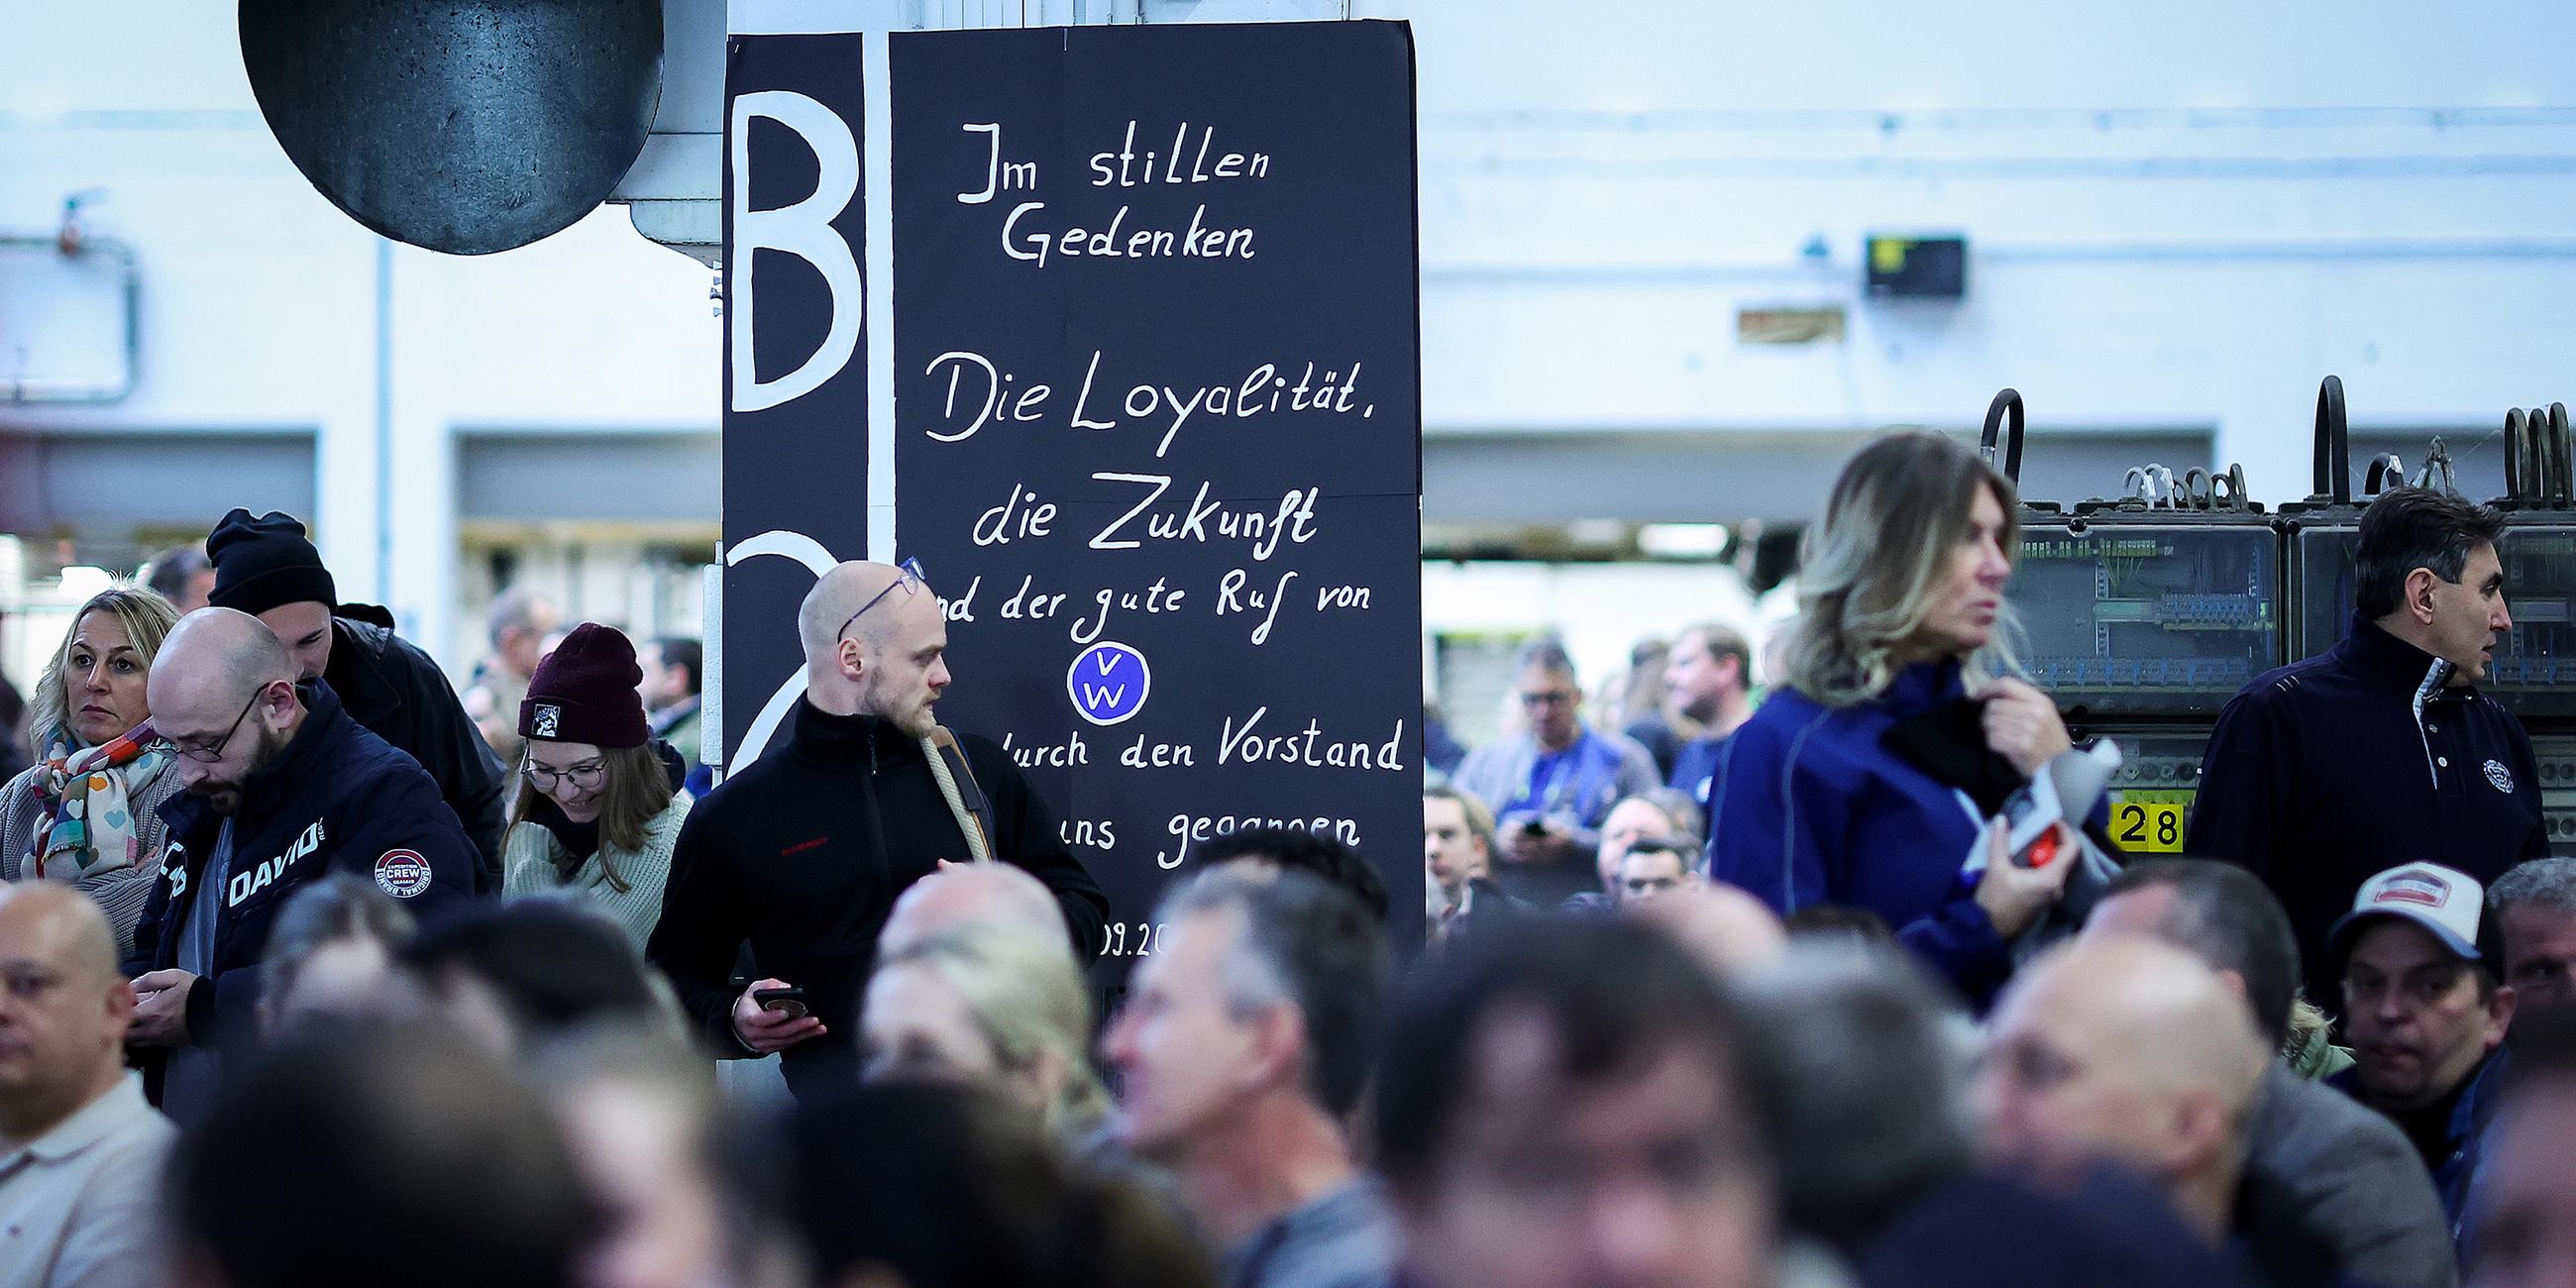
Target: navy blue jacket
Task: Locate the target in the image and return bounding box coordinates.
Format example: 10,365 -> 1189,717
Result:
1863,1164 -> 2272,1288
2328,1045 -> 2507,1244
327,607 -> 509,890
128,680 -> 478,1056
2189,617 -> 2549,1008
1709,660 -> 2013,999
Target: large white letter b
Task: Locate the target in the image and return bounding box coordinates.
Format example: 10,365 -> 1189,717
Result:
729,90 -> 861,413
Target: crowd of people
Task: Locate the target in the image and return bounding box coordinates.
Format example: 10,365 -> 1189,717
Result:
1,430 -> 2571,1288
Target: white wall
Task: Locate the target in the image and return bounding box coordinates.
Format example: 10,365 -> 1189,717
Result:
0,1 -> 718,678
1380,0 -> 2576,505
4,0 -> 2574,691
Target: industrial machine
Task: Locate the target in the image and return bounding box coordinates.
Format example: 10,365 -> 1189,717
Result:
1997,377 -> 2574,856
1992,388 -> 2284,854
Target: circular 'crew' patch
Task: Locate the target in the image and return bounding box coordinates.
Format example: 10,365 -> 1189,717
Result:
376,849 -> 434,899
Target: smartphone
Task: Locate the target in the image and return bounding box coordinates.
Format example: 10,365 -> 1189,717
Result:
753,985 -> 809,1020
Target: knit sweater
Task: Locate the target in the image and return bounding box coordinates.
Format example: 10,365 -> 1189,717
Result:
0,759 -> 189,961
502,795 -> 693,950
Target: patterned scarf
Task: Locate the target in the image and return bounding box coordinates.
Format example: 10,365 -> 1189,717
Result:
29,720 -> 170,880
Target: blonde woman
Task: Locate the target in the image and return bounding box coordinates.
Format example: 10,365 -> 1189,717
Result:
1709,433 -> 2080,1001
860,922 -> 1115,1151
0,587 -> 182,955
500,623 -> 691,949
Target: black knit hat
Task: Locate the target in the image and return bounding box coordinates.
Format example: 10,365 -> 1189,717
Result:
205,509 -> 338,616
521,623 -> 649,749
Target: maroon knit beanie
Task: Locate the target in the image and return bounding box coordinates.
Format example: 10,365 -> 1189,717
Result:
520,623 -> 650,749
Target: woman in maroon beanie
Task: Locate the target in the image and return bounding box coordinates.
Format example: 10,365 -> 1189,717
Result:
500,623 -> 691,948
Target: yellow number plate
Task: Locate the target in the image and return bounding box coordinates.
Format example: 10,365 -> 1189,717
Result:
2109,791 -> 2191,854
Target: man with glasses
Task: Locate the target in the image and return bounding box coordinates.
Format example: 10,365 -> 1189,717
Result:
647,560 -> 1107,1100
1450,640 -> 1661,907
121,609 -> 475,1121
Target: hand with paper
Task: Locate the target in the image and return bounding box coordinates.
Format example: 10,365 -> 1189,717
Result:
1971,741 -> 2125,938
1972,822 -> 2077,937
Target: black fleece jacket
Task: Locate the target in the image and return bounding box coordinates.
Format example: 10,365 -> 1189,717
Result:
645,698 -> 1108,1099
2190,615 -> 2548,1008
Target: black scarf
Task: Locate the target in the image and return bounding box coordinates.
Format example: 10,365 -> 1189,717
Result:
1878,696 -> 2026,813
531,794 -> 601,864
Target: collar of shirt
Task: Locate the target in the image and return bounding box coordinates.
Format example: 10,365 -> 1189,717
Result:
0,1075 -> 154,1169
1529,732 -> 1590,772
227,680 -> 352,824
1435,880 -> 1475,922
788,698 -> 915,773
2337,614 -> 2471,699
1524,731 -> 1602,802
1225,1177 -> 1391,1288
1883,657 -> 1969,715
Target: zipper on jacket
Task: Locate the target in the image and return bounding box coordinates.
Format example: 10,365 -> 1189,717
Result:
860,733 -> 895,868
2412,659 -> 2455,790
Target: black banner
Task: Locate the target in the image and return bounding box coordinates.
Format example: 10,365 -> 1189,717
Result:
889,21 -> 1427,968
719,34 -> 870,768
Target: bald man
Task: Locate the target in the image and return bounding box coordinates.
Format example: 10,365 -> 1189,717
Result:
2086,861 -> 2455,1288
0,882 -> 174,1288
1977,939 -> 2280,1238
647,561 -> 1105,1099
878,860 -> 1072,960
1630,880 -> 1789,979
125,609 -> 475,1120
1976,939 -> 2281,1260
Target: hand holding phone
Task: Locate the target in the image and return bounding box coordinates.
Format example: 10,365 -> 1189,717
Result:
733,978 -> 825,1054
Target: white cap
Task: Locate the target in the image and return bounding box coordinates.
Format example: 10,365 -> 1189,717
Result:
2331,863 -> 2486,961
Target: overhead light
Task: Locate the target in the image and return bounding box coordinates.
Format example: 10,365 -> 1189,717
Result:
1638,524 -> 1731,560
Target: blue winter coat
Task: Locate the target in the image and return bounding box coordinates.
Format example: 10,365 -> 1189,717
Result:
1708,660 -> 2012,1000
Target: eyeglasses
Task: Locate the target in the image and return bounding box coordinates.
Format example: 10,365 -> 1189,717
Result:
525,760 -> 608,792
1519,691 -> 1576,707
838,558 -> 928,641
171,688 -> 268,763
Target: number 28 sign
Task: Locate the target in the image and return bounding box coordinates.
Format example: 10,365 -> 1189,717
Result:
2110,790 -> 2190,854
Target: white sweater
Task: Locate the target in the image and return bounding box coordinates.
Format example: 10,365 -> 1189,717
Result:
500,795 -> 692,950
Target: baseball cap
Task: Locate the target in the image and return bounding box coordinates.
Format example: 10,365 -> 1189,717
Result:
2329,862 -> 2486,961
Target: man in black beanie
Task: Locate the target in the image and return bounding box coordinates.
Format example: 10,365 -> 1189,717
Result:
203,508 -> 507,889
